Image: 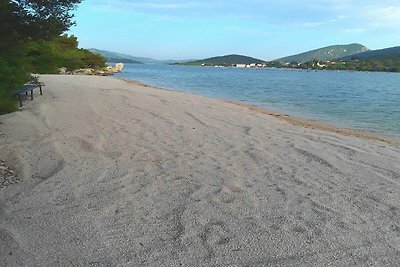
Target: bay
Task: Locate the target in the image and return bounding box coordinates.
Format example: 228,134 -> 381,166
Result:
115,64 -> 400,138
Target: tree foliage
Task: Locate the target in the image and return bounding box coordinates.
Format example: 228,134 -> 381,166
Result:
1,0 -> 82,43
26,35 -> 106,73
0,0 -> 105,114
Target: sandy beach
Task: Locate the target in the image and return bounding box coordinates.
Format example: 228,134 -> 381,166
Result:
1,74 -> 400,266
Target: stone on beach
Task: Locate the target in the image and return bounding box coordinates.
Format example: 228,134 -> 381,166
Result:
115,63 -> 124,71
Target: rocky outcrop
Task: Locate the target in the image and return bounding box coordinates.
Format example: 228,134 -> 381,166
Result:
59,63 -> 124,76
115,63 -> 124,71
73,68 -> 93,75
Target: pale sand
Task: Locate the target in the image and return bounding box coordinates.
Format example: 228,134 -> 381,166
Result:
1,74 -> 400,266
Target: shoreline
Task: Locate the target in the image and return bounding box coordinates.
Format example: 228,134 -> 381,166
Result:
177,65 -> 400,75
118,78 -> 400,145
1,74 -> 400,265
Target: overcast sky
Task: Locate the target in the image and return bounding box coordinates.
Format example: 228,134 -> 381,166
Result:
69,0 -> 400,60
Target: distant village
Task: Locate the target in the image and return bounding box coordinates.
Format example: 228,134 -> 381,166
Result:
200,63 -> 269,68
195,56 -> 399,73
199,60 -> 350,70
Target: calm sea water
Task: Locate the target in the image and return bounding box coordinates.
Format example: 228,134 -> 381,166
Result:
114,64 -> 400,138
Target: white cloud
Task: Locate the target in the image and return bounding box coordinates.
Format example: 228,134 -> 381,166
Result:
87,0 -> 400,33
293,15 -> 347,29
306,2 -> 400,31
297,22 -> 324,28
344,28 -> 367,33
90,0 -> 201,12
363,5 -> 400,26
225,26 -> 270,36
124,2 -> 201,9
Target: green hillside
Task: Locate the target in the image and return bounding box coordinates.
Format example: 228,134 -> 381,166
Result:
330,46 -> 400,72
277,43 -> 369,63
271,45 -> 400,73
180,54 -> 266,66
339,46 -> 400,61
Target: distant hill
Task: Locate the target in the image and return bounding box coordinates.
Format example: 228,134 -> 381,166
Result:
88,48 -> 195,64
106,57 -> 144,64
180,54 -> 266,66
339,46 -> 400,61
272,45 -> 400,73
276,44 -> 369,63
89,49 -> 149,64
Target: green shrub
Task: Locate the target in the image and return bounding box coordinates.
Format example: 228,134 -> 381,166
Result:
0,56 -> 29,114
26,35 -> 107,73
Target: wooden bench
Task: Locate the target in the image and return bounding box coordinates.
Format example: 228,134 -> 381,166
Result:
13,82 -> 45,107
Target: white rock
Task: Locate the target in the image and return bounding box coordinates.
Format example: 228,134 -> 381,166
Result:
115,63 -> 124,71
82,69 -> 93,75
59,67 -> 67,75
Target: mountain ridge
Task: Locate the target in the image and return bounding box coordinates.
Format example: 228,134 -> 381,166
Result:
88,48 -> 195,64
276,43 -> 369,63
339,46 -> 400,61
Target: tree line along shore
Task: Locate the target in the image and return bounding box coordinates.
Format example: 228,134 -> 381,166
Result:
0,1 -> 107,115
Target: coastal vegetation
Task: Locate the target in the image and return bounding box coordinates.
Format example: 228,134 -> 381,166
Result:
272,60 -> 400,72
0,0 -> 105,114
25,35 -> 106,74
340,46 -> 400,61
